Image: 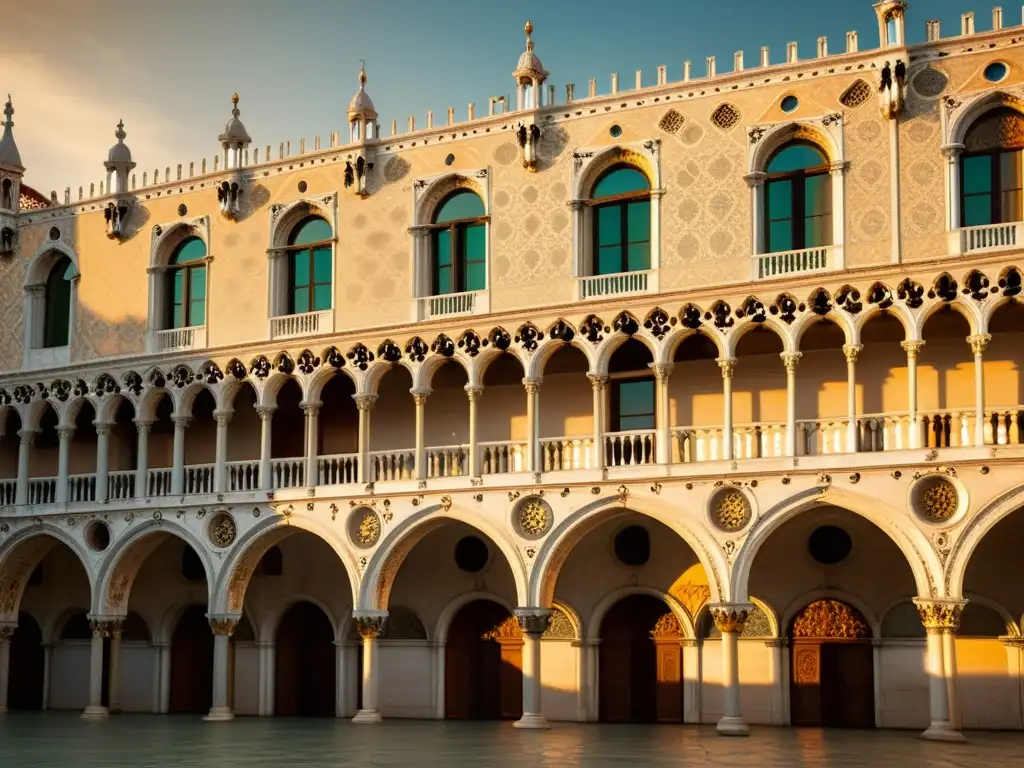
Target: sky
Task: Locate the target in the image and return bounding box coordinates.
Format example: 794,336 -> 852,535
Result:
1,0 -> 1001,194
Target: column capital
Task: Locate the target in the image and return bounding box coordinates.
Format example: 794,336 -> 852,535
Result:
842,344 -> 864,364
17,428 -> 40,445
941,142 -> 965,160
743,171 -> 767,188
171,415 -> 192,429
213,408 -> 235,426
300,401 -> 322,416
93,421 -> 115,437
352,611 -> 388,639
913,598 -> 967,633
829,160 -> 851,176
764,638 -> 788,649
901,339 -> 925,359
648,362 -> 675,381
410,388 -> 432,406
514,608 -> 552,636
716,357 -> 736,379
255,405 -> 277,421
709,603 -> 754,634
522,377 -> 543,394
464,384 -> 484,402
88,617 -> 124,638
780,351 -> 802,371
0,622 -> 16,642
407,224 -> 431,236
567,199 -> 585,212
587,373 -> 609,391
56,425 -> 76,440
967,333 -> 992,356
133,419 -> 154,434
208,615 -> 240,636
353,394 -> 378,412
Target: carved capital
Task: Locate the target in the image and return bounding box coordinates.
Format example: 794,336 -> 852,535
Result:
213,409 -> 234,427
0,623 -> 16,642
90,618 -> 124,638
208,616 -> 239,636
515,608 -> 552,636
464,385 -> 484,403
710,604 -> 752,634
716,357 -> 736,379
901,340 -> 925,360
171,415 -> 192,429
410,388 -> 432,407
17,428 -> 40,446
522,377 -> 543,395
301,401 -> 322,417
354,394 -> 378,412
743,171 -> 767,189
780,352 -> 802,372
913,598 -> 966,633
255,405 -> 276,422
353,612 -> 387,639
133,420 -> 154,435
587,373 -> 609,392
941,142 -> 965,160
967,333 -> 992,357
93,421 -> 115,438
57,426 -> 76,441
648,362 -> 675,382
842,344 -> 863,364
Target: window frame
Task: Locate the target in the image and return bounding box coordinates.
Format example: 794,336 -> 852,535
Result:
959,146 -> 1024,227
283,216 -> 335,315
610,376 -> 656,433
763,142 -> 832,253
42,256 -> 73,348
428,192 -> 488,296
166,237 -> 208,330
587,165 -> 652,276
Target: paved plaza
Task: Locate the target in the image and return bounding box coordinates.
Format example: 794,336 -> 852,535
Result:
0,715 -> 1019,768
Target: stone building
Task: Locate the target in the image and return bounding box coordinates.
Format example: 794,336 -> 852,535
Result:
0,1 -> 1023,739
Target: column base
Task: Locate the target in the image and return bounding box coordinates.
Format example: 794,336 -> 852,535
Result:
81,705 -> 109,720
716,715 -> 750,736
203,707 -> 234,722
352,709 -> 382,724
513,712 -> 550,730
920,723 -> 966,742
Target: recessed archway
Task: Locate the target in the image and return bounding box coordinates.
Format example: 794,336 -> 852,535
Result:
169,605 -> 213,714
7,611 -> 44,710
275,601 -> 336,717
444,598 -> 521,720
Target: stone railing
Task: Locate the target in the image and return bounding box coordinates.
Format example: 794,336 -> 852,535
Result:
270,458 -> 305,489
426,445 -> 469,478
604,430 -> 657,467
752,244 -> 839,280
155,325 -> 206,353
372,449 -> 415,482
577,269 -> 653,300
318,454 -> 359,486
147,468 -> 173,497
67,473 -> 97,503
227,460 -> 261,492
953,222 -> 1022,256
540,436 -> 595,471
420,290 -> 481,320
108,470 -> 135,501
480,441 -> 527,474
270,309 -> 332,340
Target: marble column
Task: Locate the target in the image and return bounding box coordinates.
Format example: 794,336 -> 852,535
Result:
465,385 -> 483,477
41,642 -> 52,711
914,598 -> 966,742
94,421 -> 113,502
780,353 -> 802,457
766,638 -> 787,725
514,608 -> 551,729
650,363 -> 674,464
587,374 -> 608,469
170,415 -> 191,495
681,638 -> 700,724
716,359 -> 736,461
15,429 -> 38,506
133,420 -> 152,498
354,395 -> 377,484
55,426 -> 74,504
523,378 -> 542,473
710,604 -> 752,736
352,612 -> 388,723
82,618 -> 120,719
0,624 -> 13,714
902,340 -> 925,449
107,622 -> 123,714
302,401 -> 321,487
213,408 -> 233,493
205,616 -> 238,722
968,334 -> 991,447
843,344 -> 862,452
411,389 -> 432,480
256,406 -> 275,491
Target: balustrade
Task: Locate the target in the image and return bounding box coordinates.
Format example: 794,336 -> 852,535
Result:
270,309 -> 332,340
577,270 -> 652,300
147,468 -> 173,497
227,460 -> 261,492
28,477 -> 57,505
0,479 -> 15,506
480,441 -> 527,474
184,463 -> 216,495
67,473 -> 97,503
372,450 -> 415,482
426,445 -> 468,478
108,470 -> 135,501
540,436 -> 594,471
270,458 -> 305,489
604,430 -> 656,467
957,222 -> 1021,254
318,454 -> 359,486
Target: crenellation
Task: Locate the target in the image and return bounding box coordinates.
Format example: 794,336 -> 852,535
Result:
589,78 -> 597,97
847,31 -> 858,53
993,6 -> 1004,28
927,19 -> 941,41
962,11 -> 975,35
610,72 -> 619,94
635,70 -> 643,90
706,57 -> 715,78
734,52 -> 744,72
817,36 -> 828,58
786,41 -> 798,63
657,65 -> 667,86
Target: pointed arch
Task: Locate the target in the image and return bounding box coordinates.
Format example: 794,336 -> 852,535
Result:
750,120 -> 841,174
584,586 -> 696,641
593,331 -> 658,376
259,593 -> 342,643
946,483 -> 1024,599
0,525 -> 95,623
948,89 -> 1024,147
661,326 -> 727,364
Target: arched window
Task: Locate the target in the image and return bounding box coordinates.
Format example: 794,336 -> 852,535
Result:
960,107 -> 1024,227
430,190 -> 486,295
764,142 -> 832,253
589,166 -> 651,275
286,216 -> 333,314
167,237 -> 207,329
42,256 -> 74,348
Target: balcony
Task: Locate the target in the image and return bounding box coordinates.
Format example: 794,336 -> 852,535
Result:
752,245 -> 841,281
270,309 -> 333,340
418,290 -> 487,320
577,270 -> 655,300
949,222 -> 1023,257
155,325 -> 206,353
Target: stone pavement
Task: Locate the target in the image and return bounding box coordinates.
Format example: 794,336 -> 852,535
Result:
0,714 -> 1017,767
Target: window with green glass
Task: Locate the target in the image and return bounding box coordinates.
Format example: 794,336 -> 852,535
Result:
612,378 -> 655,431
167,236 -> 207,329
590,166 -> 651,276
764,142 -> 832,253
430,190 -> 487,295
961,149 -> 1023,227
287,216 -> 333,314
43,256 -> 74,348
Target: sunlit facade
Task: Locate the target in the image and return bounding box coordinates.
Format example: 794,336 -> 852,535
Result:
2,1 -> 1024,738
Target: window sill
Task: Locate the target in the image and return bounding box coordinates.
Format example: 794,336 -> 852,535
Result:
949,223 -> 1022,257
25,344 -> 71,371
752,245 -> 842,281
576,269 -> 657,300
154,325 -> 207,353
417,290 -> 488,320
270,309 -> 334,340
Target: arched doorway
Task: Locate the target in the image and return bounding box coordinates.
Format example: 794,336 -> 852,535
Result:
169,605 -> 213,714
7,611 -> 44,710
275,601 -> 336,717
599,594 -> 684,723
444,599 -> 522,720
789,599 -> 874,728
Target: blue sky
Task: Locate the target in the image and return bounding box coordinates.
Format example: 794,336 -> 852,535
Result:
4,0 -> 1002,192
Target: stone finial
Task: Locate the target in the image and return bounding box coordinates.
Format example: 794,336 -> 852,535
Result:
0,93 -> 24,171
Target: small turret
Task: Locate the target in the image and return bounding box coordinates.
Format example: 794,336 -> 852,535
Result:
218,93 -> 251,170
0,95 -> 23,255
348,62 -> 378,142
875,1 -> 909,48
104,120 -> 136,195
513,21 -> 549,110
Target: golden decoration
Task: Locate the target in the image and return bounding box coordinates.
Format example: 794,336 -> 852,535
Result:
713,490 -> 751,532
482,615 -> 523,641
357,509 -> 381,546
354,615 -> 386,639
210,514 -> 237,548
839,79 -> 873,109
914,599 -> 964,631
711,103 -> 741,131
711,606 -> 749,634
916,476 -> 958,522
658,109 -> 684,134
791,600 -> 870,639
518,498 -> 551,538
208,617 -> 239,636
964,108 -> 1024,153
649,613 -> 684,639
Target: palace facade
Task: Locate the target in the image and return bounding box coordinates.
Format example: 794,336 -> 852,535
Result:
1,1 -> 1024,738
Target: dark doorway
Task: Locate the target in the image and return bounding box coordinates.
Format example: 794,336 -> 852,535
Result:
169,605 -> 213,714
275,601 -> 336,717
444,600 -> 522,720
8,612 -> 45,710
599,594 -> 683,723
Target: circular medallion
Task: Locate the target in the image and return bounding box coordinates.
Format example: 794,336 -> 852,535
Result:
514,497 -> 552,539
209,513 -> 237,548
913,476 -> 959,523
781,95 -> 800,113
85,520 -> 111,552
710,489 -> 751,533
348,506 -> 381,549
984,62 -> 1009,83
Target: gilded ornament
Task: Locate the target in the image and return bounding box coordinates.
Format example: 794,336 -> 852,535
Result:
649,613 -> 683,639
515,610 -> 551,636
543,608 -> 575,639
349,507 -> 381,548
914,599 -> 964,631
791,600 -> 869,639
710,605 -> 750,634
354,615 -> 387,639
208,617 -> 239,636
712,490 -> 751,532
517,497 -> 552,539
482,615 -> 523,640
209,513 -> 237,548
914,476 -> 959,522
